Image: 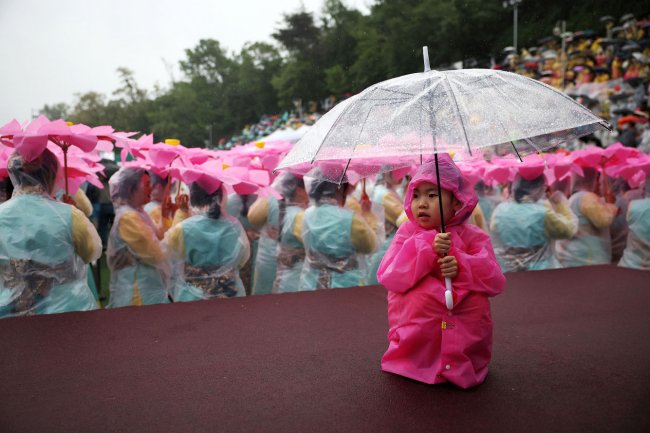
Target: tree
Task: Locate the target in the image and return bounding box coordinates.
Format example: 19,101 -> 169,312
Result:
39,103 -> 70,121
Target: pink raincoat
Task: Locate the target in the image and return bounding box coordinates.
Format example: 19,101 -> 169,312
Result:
377,154 -> 506,388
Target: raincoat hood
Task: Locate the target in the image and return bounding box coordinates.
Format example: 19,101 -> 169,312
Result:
404,153 -> 477,228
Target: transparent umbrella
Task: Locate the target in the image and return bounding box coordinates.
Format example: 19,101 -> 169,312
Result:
277,47 -> 610,184
276,47 -> 610,308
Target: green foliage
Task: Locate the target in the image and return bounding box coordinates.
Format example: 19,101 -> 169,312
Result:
39,102 -> 70,121
39,1 -> 650,144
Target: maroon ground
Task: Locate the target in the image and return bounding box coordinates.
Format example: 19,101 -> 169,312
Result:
1,265 -> 649,433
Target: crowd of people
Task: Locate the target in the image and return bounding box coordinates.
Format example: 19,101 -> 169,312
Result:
1,138 -> 648,319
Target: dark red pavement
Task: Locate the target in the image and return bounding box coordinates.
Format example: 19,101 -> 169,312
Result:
1,265 -> 649,433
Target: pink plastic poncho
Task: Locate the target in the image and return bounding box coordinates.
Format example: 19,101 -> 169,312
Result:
377,154 -> 506,388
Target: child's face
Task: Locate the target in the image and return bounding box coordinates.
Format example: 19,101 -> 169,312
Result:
411,182 -> 461,230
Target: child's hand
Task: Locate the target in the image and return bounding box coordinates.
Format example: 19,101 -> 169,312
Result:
438,256 -> 458,279
434,233 -> 451,255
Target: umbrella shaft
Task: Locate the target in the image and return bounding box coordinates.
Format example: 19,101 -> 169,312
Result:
434,153 -> 446,234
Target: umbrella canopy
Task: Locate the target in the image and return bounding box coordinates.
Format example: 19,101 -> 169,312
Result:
277,65 -> 609,184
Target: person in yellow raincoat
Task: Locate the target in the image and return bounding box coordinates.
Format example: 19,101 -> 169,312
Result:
106,167 -> 170,307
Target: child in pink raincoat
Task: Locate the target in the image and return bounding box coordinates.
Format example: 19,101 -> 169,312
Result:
377,154 -> 506,388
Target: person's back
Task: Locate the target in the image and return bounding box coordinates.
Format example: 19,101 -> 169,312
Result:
491,201 -> 554,271
366,178 -> 403,285
167,214 -> 249,300
556,190 -> 616,267
299,177 -> 377,290
0,151 -> 100,317
491,174 -> 576,272
273,204 -> 306,293
619,196 -> 650,270
248,195 -> 279,295
226,193 -> 259,295
301,203 -> 359,289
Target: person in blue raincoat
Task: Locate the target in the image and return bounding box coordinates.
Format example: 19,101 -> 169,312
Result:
226,193 -> 259,295
366,171 -> 404,285
618,176 -> 650,269
298,177 -> 379,290
163,183 -> 250,301
268,173 -> 308,293
247,192 -> 280,295
490,173 -> 578,272
0,150 -> 101,317
555,167 -> 618,267
106,167 -> 170,307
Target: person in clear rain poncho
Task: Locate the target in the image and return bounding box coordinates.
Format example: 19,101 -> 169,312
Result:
226,193 -> 259,295
269,173 -> 308,293
0,150 -> 101,317
106,167 -> 170,307
366,170 -> 404,285
555,167 -> 618,267
619,176 -> 650,270
298,175 -> 379,290
247,191 -> 281,295
163,183 -> 250,300
490,168 -> 578,272
377,154 -> 505,388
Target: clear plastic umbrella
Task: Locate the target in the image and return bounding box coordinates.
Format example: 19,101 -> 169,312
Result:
276,47 -> 610,308
276,47 -> 610,184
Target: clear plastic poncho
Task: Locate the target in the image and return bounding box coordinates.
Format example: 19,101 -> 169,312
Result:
555,168 -> 617,267
163,185 -> 250,300
299,178 -> 375,290
225,193 -> 259,295
271,173 -> 308,293
106,167 -> 170,307
0,150 -> 100,317
619,177 -> 650,269
491,174 -> 577,272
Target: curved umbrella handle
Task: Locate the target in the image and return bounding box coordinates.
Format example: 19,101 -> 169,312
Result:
444,277 -> 453,310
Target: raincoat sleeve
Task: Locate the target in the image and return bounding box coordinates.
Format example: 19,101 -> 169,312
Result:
395,210 -> 409,227
171,208 -> 191,228
468,205 -> 487,231
543,193 -> 578,239
73,189 -> 93,217
247,197 -> 269,227
71,207 -> 102,263
447,224 -> 505,299
292,210 -> 305,243
351,213 -> 379,254
118,211 -> 168,269
377,222 -> 439,293
164,222 -> 185,258
235,222 -> 251,268
149,206 -> 173,239
382,193 -> 404,227
579,192 -> 618,229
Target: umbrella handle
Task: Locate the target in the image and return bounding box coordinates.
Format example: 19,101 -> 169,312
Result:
445,277 -> 453,310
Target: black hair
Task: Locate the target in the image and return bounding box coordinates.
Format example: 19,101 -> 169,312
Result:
149,173 -> 168,188
110,167 -> 146,202
7,148 -> 59,193
190,183 -> 223,219
309,179 -> 346,203
513,175 -> 545,203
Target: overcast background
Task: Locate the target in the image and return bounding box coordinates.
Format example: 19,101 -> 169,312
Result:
0,0 -> 370,123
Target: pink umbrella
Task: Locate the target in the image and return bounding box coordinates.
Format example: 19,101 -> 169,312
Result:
605,154 -> 650,188
3,116 -> 117,195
